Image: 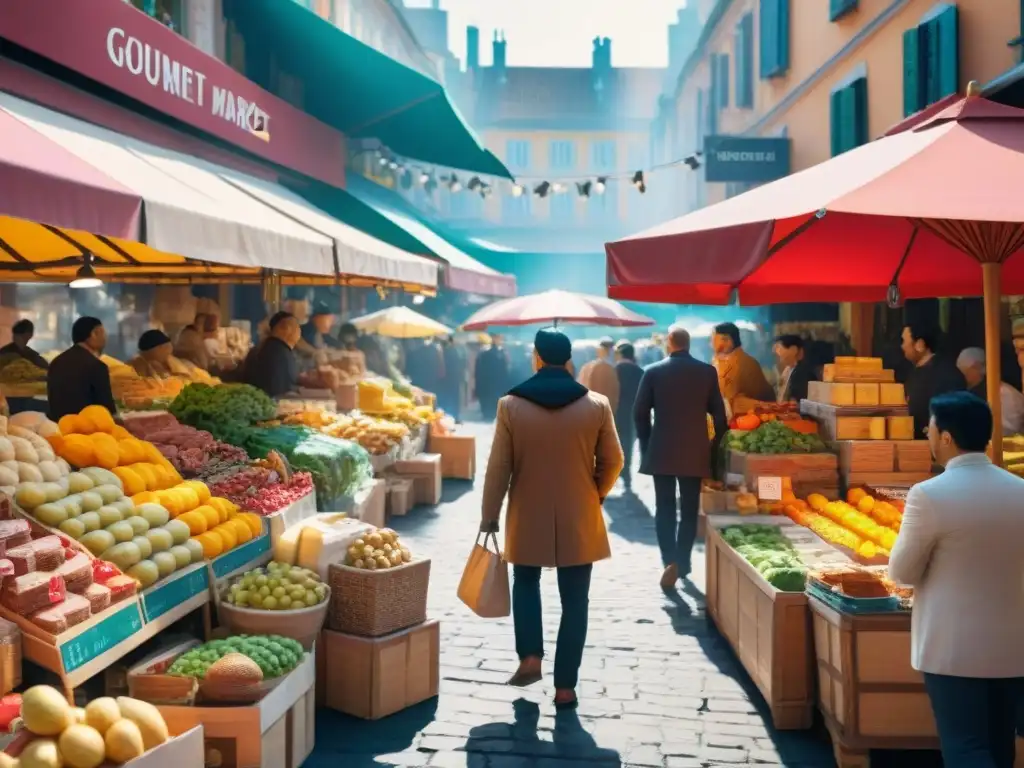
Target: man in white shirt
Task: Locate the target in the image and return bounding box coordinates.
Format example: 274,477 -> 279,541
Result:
889,391 -> 1024,767
955,347 -> 1024,435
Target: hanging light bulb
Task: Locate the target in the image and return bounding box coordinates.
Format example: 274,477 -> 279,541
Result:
480,184 -> 492,199
467,176 -> 483,192
511,184 -> 525,198
552,182 -> 566,194
378,155 -> 389,167
594,177 -> 608,195
388,161 -> 399,171
632,170 -> 646,194
412,294 -> 426,305
69,253 -> 102,289
533,181 -> 551,198
448,174 -> 462,193
576,181 -> 592,198
419,171 -> 432,185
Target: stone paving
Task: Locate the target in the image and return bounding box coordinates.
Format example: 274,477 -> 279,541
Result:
307,422 -> 943,768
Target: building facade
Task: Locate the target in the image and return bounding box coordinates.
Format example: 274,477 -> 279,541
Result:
654,0 -> 1023,221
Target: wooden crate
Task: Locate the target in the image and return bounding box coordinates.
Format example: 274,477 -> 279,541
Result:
894,442 -> 933,473
823,365 -> 895,383
705,525 -> 814,730
810,597 -> 939,767
807,382 -> 855,406
835,441 -> 895,474
727,450 -> 839,487
879,383 -> 906,407
887,416 -> 917,441
844,472 -> 932,489
801,402 -> 909,442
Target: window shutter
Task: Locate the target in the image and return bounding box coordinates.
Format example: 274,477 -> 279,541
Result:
838,85 -> 857,154
718,53 -> 730,108
851,77 -> 869,146
696,89 -> 705,150
759,0 -> 777,78
935,5 -> 960,100
829,89 -> 843,157
902,27 -> 923,116
777,0 -> 790,74
709,54 -> 720,120
735,15 -> 754,107
829,0 -> 857,21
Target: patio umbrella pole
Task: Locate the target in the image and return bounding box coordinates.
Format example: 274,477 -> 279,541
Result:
983,262 -> 1004,466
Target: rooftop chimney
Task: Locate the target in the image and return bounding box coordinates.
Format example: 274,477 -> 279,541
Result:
493,30 -> 507,81
466,26 -> 479,71
592,37 -> 611,91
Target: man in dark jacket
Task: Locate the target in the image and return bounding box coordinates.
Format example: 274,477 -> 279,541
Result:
902,322 -> 966,437
774,335 -> 817,402
474,335 -> 510,421
0,320 -> 48,371
244,312 -> 301,398
614,341 -> 645,492
48,317 -> 117,421
635,325 -> 727,589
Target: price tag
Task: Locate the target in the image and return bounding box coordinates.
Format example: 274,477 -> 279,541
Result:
757,476 -> 783,501
142,566 -> 210,622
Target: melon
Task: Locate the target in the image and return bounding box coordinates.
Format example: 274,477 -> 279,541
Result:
206,652 -> 263,688
83,697 -> 121,735
104,718 -> 145,763
111,498 -> 136,517
132,536 -> 153,560
59,723 -> 106,768
164,519 -> 190,546
66,472 -> 95,495
20,684 -> 73,735
80,467 -> 122,491
136,503 -> 170,528
106,521 -> 134,543
144,527 -> 173,553
15,483 -> 47,510
18,737 -> 63,768
152,551 -> 177,578
127,559 -> 160,588
41,481 -> 65,503
77,512 -> 101,533
37,462 -> 62,484
93,484 -> 122,505
80,530 -> 116,558
34,502 -> 68,528
116,696 -> 169,750
103,542 -> 142,571
96,506 -> 123,528
78,491 -> 103,513
58,517 -> 86,540
168,545 -> 192,569
125,516 -> 150,536
183,538 -> 205,563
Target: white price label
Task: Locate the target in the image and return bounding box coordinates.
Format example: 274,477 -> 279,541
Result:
757,476 -> 783,501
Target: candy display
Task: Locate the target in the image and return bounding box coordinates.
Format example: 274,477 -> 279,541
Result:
221,561 -> 327,611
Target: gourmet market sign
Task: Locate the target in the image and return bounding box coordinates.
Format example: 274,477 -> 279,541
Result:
0,0 -> 345,186
703,136 -> 791,184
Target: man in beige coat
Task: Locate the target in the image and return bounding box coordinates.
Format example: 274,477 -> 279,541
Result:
577,337 -> 620,412
481,327 -> 623,710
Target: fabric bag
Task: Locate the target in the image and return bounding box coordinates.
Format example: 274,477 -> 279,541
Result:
457,532 -> 510,618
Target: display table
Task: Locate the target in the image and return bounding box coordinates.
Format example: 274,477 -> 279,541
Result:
704,519 -> 815,729
809,597 -> 939,767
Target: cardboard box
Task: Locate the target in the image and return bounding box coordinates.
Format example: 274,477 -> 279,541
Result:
323,620 -> 440,720
352,479 -> 386,528
386,478 -> 414,518
428,434 -> 476,480
5,726 -> 206,767
148,650 -> 316,768
393,454 -> 442,506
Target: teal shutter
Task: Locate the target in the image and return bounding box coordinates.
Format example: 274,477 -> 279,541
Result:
902,27 -> 923,116
923,18 -> 941,105
851,77 -> 868,146
696,89 -> 705,151
829,0 -> 857,21
759,0 -> 777,78
935,5 -> 959,99
830,89 -> 843,157
718,53 -> 730,108
777,0 -> 790,74
735,14 -> 754,107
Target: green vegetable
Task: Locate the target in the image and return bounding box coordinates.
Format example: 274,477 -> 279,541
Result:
729,421 -> 827,455
721,524 -> 807,591
167,634 -> 306,679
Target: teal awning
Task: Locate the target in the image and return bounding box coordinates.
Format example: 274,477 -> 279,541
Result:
224,0 -> 510,178
295,176 -> 516,297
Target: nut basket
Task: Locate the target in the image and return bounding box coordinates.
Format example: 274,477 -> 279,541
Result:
328,558 -> 430,637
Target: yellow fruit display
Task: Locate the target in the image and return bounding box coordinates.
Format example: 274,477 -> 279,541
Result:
80,405 -> 116,434
195,532 -> 223,558
112,467 -> 146,497
20,685 -> 74,735
103,719 -> 145,763
115,696 -> 169,750
212,523 -> 237,550
58,724 -> 106,768
182,480 -> 211,504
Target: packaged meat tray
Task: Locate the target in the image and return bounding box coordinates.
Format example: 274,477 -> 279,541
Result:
105,575 -> 138,603
29,593 -> 92,634
82,583 -> 111,614
0,521 -> 30,551
55,554 -> 93,594
6,536 -> 65,575
1,572 -> 65,615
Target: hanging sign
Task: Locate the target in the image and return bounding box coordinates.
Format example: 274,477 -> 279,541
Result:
703,136 -> 791,183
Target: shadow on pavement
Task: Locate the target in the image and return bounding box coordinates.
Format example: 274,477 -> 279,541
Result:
305,698 -> 439,767
462,697 -> 622,765
602,491 -> 660,546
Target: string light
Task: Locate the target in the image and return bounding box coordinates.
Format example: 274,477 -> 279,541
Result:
594,177 -> 608,194
511,184 -> 525,197
632,170 -> 646,194
448,174 -> 462,193
576,181 -> 592,198
533,181 -> 551,199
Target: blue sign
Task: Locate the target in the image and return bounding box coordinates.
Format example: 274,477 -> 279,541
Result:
61,601 -> 143,673
142,566 -> 210,623
703,135 -> 791,183
210,534 -> 270,580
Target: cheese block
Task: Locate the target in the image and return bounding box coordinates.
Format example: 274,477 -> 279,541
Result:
295,516 -> 375,580
833,357 -> 883,369
273,523 -> 304,566
887,415 -> 916,440
834,416 -> 886,440
854,383 -> 880,406
879,382 -> 907,406
807,381 -> 854,406
823,365 -> 896,383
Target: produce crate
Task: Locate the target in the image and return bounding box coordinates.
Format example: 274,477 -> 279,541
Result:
810,597 -> 939,767
705,521 -> 815,730
894,441 -> 933,473
834,441 -> 895,474
844,472 -> 932,491
801,401 -> 909,442
727,449 -> 838,487
327,558 -> 430,638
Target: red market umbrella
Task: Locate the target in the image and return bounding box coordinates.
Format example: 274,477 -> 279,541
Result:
605,84 -> 1024,464
461,289 -> 654,331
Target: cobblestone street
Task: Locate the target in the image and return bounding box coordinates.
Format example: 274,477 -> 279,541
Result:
308,422 -> 942,768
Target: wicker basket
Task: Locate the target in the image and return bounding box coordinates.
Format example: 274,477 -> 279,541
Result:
216,588 -> 331,651
328,558 -> 430,637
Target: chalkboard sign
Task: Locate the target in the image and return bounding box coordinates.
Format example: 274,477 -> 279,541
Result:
142,565 -> 210,623
211,534 -> 270,580
61,601 -> 143,673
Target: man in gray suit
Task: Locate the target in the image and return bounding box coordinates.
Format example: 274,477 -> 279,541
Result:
634,326 -> 727,589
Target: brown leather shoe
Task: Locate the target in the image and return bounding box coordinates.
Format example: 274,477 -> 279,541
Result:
660,564 -> 679,589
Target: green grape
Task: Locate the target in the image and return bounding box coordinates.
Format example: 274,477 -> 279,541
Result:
271,587 -> 286,598
248,593 -> 264,608
258,585 -> 271,597
267,578 -> 280,590
235,590 -> 249,605
277,595 -> 292,609
304,591 -> 319,607
262,596 -> 278,610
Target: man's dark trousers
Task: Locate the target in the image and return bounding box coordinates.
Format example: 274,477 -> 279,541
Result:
924,672 -> 1024,768
616,420 -> 635,489
652,475 -> 702,577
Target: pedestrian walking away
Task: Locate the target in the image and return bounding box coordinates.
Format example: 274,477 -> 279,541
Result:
577,337 -> 620,412
634,325 -> 727,590
614,340 -> 644,493
474,334 -> 511,421
480,327 -> 623,710
888,392 -> 1024,768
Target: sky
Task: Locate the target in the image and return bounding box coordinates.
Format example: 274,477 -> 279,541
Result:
403,0 -> 686,68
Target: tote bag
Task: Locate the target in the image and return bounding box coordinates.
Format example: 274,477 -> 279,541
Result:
457,532 -> 511,618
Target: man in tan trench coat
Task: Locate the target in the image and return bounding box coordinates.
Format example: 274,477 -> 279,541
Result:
481,327 -> 623,711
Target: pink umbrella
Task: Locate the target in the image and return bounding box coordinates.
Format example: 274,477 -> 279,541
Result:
461,289 -> 654,330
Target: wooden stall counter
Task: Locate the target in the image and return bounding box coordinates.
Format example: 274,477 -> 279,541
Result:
809,596 -> 939,767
